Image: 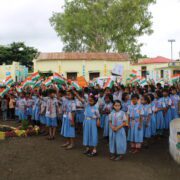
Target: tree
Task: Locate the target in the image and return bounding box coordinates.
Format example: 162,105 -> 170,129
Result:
0,42 -> 38,70
50,0 -> 155,61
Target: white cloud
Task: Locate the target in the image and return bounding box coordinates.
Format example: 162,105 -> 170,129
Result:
0,0 -> 64,51
139,0 -> 180,59
0,0 -> 180,59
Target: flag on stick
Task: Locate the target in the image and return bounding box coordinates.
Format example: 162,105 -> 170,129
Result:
140,77 -> 147,86
53,72 -> 66,84
70,81 -> 82,91
103,78 -> 114,89
0,86 -> 10,97
171,74 -> 180,83
5,76 -> 13,86
21,77 -> 34,88
34,79 -> 42,88
130,70 -> 138,77
44,77 -> 52,87
131,76 -> 141,83
31,72 -> 40,81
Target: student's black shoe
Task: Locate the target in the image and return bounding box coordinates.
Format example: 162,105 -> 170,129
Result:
83,149 -> 91,155
114,155 -> 123,161
88,151 -> 97,157
110,155 -> 116,160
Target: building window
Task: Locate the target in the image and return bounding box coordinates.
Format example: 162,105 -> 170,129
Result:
89,72 -> 100,80
67,72 -> 77,80
160,70 -> 164,78
141,66 -> 147,78
173,70 -> 180,75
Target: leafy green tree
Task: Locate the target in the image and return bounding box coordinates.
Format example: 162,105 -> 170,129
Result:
50,0 -> 155,61
0,42 -> 38,70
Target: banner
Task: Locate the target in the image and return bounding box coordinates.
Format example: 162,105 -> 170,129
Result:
112,64 -> 123,76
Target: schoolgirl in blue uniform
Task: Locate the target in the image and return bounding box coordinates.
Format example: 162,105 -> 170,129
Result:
57,90 -> 66,123
83,94 -> 100,157
75,91 -> 85,134
56,94 -> 63,124
109,100 -> 127,161
46,89 -> 59,140
148,94 -> 157,137
104,87 -> 111,96
170,87 -> 180,119
102,94 -> 113,138
121,92 -> 131,113
26,94 -> 34,122
98,89 -> 105,128
162,89 -> 172,129
39,91 -> 48,133
18,93 -> 27,121
154,91 -> 165,135
61,90 -> 76,149
15,96 -> 20,121
141,95 -> 152,147
127,94 -> 144,153
75,91 -> 100,157
113,86 -> 121,101
32,94 -> 40,124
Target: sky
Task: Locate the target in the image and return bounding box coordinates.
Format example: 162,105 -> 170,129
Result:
0,0 -> 180,59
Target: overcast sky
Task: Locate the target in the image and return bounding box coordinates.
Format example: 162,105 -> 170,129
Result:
0,0 -> 180,59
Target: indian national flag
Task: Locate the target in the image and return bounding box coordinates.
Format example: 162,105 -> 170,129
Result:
31,72 -> 40,81
53,72 -> 66,84
34,79 -> 42,88
70,81 -> 82,91
44,77 -> 52,87
16,86 -> 22,93
171,74 -> 180,83
130,70 -> 137,77
22,77 -> 34,88
104,78 -> 114,89
5,76 -> 13,85
0,86 -> 10,97
131,76 -> 141,83
140,77 -> 147,86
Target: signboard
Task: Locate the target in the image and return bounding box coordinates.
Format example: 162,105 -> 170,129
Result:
112,64 -> 123,76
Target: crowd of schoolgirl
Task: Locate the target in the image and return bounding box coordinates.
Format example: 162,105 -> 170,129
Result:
0,83 -> 179,160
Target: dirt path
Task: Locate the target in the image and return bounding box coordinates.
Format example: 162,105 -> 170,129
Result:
0,120 -> 180,180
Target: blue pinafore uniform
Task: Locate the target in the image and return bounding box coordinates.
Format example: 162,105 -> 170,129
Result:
39,97 -> 48,125
170,94 -> 179,119
102,102 -> 113,137
154,98 -> 165,132
26,98 -> 34,117
32,97 -> 40,122
122,100 -> 131,113
162,97 -> 172,129
98,96 -> 105,128
18,98 -> 27,121
127,104 -> 144,143
109,110 -> 127,155
150,101 -> 157,136
142,104 -> 152,138
46,97 -> 58,127
83,104 -> 100,147
61,99 -> 76,138
75,98 -> 85,124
